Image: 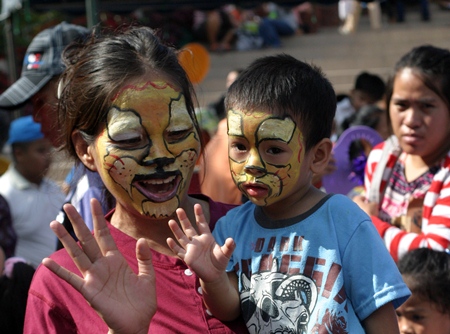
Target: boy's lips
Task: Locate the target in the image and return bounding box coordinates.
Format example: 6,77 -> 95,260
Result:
242,182 -> 269,198
133,174 -> 181,203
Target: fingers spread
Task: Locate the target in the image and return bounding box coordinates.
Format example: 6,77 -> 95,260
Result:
166,237 -> 186,259
42,257 -> 85,292
176,208 -> 198,240
222,238 -> 236,259
64,202 -> 102,263
136,238 -> 155,279
90,199 -> 118,256
49,220 -> 93,274
168,219 -> 191,248
193,203 -> 211,235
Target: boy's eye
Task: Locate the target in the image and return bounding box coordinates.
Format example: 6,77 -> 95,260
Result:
411,314 -> 424,322
231,142 -> 247,152
267,147 -> 284,155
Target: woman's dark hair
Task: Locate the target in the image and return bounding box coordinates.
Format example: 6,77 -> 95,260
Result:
57,25 -> 201,159
225,54 -> 336,151
398,248 -> 450,315
386,45 -> 450,121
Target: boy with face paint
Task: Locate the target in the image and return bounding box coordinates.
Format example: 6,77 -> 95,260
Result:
167,54 -> 410,334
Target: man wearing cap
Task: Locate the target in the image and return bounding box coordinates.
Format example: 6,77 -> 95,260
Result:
0,22 -> 113,234
0,116 -> 65,268
0,22 -> 89,146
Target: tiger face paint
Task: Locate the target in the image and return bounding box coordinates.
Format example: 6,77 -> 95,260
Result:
227,109 -> 307,207
94,80 -> 200,219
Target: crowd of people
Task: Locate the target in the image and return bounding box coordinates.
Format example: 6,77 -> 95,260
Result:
0,9 -> 449,334
129,0 -> 444,51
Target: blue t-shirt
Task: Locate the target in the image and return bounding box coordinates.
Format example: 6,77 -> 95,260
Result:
213,194 -> 410,334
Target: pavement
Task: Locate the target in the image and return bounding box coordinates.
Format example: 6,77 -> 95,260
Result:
196,2 -> 450,107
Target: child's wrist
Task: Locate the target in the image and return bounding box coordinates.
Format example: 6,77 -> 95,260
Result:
200,272 -> 230,290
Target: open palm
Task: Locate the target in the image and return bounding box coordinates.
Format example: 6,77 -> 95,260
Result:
167,204 -> 235,284
42,199 -> 156,334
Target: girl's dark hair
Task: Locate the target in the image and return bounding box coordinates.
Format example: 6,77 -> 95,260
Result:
386,45 -> 450,122
398,248 -> 450,315
57,25 -> 201,159
225,54 -> 336,151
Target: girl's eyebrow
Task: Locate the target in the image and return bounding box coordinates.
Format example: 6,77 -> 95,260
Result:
391,96 -> 437,102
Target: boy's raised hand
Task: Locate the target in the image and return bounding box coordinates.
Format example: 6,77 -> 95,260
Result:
42,199 -> 156,334
167,203 -> 235,283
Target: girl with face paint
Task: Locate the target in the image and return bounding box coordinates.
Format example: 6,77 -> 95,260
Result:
167,55 -> 410,334
23,26 -> 247,334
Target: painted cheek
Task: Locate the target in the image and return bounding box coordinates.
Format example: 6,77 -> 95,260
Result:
230,159 -> 246,185
105,155 -> 139,197
175,149 -> 198,191
167,131 -> 200,158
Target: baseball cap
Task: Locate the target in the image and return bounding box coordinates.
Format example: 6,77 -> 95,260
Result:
7,115 -> 44,144
0,22 -> 89,109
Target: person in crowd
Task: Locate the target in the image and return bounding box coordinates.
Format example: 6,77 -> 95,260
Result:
0,255 -> 36,334
167,54 -> 410,333
353,45 -> 450,262
0,111 -> 11,175
334,71 -> 386,138
0,116 -> 65,268
395,0 -> 430,22
340,104 -> 389,197
199,68 -> 244,205
343,103 -> 389,141
24,25 -> 247,333
0,194 -> 15,260
396,248 -> 450,333
0,22 -> 113,236
338,0 -> 382,34
207,68 -> 243,123
255,2 -> 301,48
192,5 -> 240,52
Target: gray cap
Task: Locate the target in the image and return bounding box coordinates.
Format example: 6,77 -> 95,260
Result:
0,22 -> 89,109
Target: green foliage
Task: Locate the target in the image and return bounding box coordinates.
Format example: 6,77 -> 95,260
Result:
0,6 -> 67,57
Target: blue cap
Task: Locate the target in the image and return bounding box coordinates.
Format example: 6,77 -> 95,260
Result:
7,115 -> 44,144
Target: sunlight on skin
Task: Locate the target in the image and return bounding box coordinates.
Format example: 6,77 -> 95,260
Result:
94,80 -> 200,219
227,109 -> 305,206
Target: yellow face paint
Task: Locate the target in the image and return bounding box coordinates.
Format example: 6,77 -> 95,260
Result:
95,80 -> 200,219
228,109 -> 305,207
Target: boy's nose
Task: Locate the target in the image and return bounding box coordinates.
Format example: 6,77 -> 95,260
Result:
397,318 -> 413,334
246,149 -> 264,168
244,165 -> 266,177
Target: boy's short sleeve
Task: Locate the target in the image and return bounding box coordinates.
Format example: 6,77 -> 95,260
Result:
342,219 -> 410,320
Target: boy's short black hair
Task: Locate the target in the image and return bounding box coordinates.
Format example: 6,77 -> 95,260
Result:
354,72 -> 386,102
398,248 -> 450,315
225,54 -> 336,151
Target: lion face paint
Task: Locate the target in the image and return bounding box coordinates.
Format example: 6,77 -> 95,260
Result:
94,80 -> 200,219
227,109 -> 305,207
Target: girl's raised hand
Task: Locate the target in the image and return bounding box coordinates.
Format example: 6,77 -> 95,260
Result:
42,198 -> 156,334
